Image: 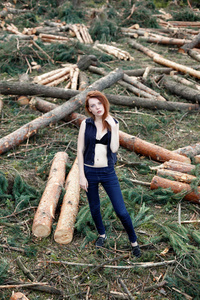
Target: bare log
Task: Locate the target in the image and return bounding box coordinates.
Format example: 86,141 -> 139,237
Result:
171,75 -> 200,91
95,43 -> 134,61
151,175 -> 200,204
54,157 -> 80,244
161,76 -> 200,103
167,21 -> 200,27
0,68 -> 123,155
188,49 -> 200,62
124,67 -> 174,76
119,132 -> 191,163
157,169 -> 196,184
140,35 -> 192,46
32,152 -> 68,238
78,71 -> 89,91
29,98 -> 190,164
174,143 -> 200,157
194,155 -> 200,164
10,292 -> 30,300
179,32 -> 200,53
0,98 -> 3,115
129,40 -> 200,79
162,160 -> 195,174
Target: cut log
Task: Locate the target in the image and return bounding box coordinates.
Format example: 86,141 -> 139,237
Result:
171,75 -> 200,92
140,35 -> 192,46
10,292 -> 30,300
29,98 -> 191,164
162,160 -> 195,174
32,152 -> 68,238
0,68 -> 123,155
95,43 -> 134,61
35,67 -> 71,85
179,32 -> 200,53
124,67 -> 174,76
54,157 -> 80,244
88,66 -> 163,99
150,176 -> 200,204
174,143 -> 200,157
188,49 -> 200,62
161,76 -> 200,103
119,132 -> 191,163
194,155 -> 200,164
129,40 -> 200,79
168,21 -> 200,28
78,71 -> 89,91
0,98 -> 3,115
157,169 -> 196,184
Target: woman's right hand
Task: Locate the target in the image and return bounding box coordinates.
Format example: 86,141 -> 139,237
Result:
79,175 -> 88,192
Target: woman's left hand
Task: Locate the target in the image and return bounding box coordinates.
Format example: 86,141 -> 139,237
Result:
105,114 -> 115,127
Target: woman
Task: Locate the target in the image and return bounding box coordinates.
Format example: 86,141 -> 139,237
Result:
77,90 -> 141,258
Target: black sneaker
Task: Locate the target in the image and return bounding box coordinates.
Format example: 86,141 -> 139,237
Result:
95,236 -> 107,248
132,245 -> 141,258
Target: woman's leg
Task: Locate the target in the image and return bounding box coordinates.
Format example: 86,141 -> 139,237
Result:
85,170 -> 105,236
101,168 -> 137,243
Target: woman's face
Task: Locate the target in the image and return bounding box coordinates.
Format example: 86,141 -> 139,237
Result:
88,97 -> 105,117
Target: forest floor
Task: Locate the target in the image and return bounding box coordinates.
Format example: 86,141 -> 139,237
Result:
0,1 -> 200,300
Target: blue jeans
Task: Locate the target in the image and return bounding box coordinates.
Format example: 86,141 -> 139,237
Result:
84,165 -> 137,243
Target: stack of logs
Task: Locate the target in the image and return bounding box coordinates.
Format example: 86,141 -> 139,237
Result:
151,160 -> 200,204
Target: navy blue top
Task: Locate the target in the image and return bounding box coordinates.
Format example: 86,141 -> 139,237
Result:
84,117 -> 118,166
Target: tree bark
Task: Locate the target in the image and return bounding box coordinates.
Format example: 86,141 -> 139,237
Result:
129,40 -> 200,79
29,98 -> 190,164
150,176 -> 200,204
188,49 -> 200,62
10,292 -> 30,300
0,68 -> 123,155
179,32 -> 200,53
174,143 -> 200,157
157,169 -> 196,184
162,160 -> 195,174
119,132 -> 191,163
140,35 -> 192,46
78,71 -> 89,91
161,76 -> 200,103
32,152 -> 68,238
54,157 -> 80,244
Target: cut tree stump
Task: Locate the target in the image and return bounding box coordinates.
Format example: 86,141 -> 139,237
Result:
32,152 -> 68,238
0,68 -> 123,155
151,176 -> 200,204
54,157 -> 80,244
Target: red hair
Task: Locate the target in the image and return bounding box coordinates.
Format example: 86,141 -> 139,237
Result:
85,90 -> 110,130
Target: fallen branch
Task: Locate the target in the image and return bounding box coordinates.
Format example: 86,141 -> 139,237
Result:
118,278 -> 135,300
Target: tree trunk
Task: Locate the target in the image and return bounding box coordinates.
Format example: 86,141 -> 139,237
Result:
129,40 -> 200,79
78,71 -> 89,91
188,49 -> 200,62
88,66 -> 164,99
124,67 -> 174,76
150,176 -> 200,204
32,152 -> 68,238
119,132 -> 191,163
54,157 -> 80,244
179,32 -> 200,53
29,98 -> 190,164
10,292 -> 30,300
194,155 -> 200,164
162,160 -> 195,174
174,143 -> 200,157
140,35 -> 192,46
161,76 -> 200,103
0,68 -> 123,155
157,169 -> 196,184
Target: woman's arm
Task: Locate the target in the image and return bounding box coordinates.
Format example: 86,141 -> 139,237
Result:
105,115 -> 119,153
77,120 -> 88,192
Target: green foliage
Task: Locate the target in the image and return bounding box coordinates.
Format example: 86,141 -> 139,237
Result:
13,174 -> 40,211
89,19 -> 120,43
122,0 -> 159,28
0,259 -> 9,284
0,172 -> 8,195
130,203 -> 154,228
58,2 -> 85,23
172,8 -> 200,21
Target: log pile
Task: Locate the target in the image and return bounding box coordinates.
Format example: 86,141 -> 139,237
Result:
151,160 -> 200,204
94,43 -> 134,60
